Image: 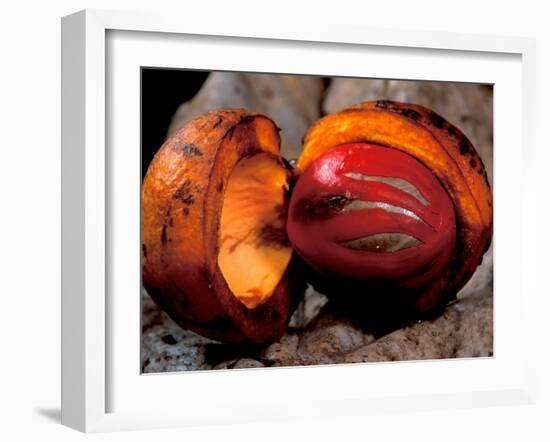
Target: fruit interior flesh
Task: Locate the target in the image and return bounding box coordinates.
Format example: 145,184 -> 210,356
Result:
218,153 -> 292,309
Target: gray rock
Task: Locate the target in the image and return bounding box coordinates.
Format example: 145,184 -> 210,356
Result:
294,313 -> 373,365
343,287 -> 493,363
141,289 -> 216,373
458,244 -> 493,300
212,358 -> 265,370
233,358 -> 266,369
261,334 -> 300,365
212,359 -> 238,370
288,285 -> 328,329
167,72 -> 324,159
141,280 -> 492,371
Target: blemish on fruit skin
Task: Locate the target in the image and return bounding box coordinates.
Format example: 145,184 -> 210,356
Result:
173,179 -> 195,205
400,108 -> 421,120
374,102 -> 423,122
375,100 -> 397,111
446,125 -> 461,139
469,159 -> 477,169
217,180 -> 224,192
161,224 -> 168,245
225,126 -> 236,141
428,111 -> 446,128
213,116 -> 223,128
177,142 -> 203,157
459,138 -> 471,155
142,244 -> 147,257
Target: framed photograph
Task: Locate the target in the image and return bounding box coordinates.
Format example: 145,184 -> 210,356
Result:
61,9 -> 537,433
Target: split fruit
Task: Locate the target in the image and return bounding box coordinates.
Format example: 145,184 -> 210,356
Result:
141,109 -> 302,344
142,101 -> 493,343
289,101 -> 492,317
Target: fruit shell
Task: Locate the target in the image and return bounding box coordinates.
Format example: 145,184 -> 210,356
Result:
142,109 -> 302,344
295,100 -> 493,313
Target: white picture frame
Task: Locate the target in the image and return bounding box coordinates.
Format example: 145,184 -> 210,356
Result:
61,9 -> 537,433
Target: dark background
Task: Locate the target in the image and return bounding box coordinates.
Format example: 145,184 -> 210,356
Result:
141,68 -> 209,179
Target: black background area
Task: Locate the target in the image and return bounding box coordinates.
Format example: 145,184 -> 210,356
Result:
141,68 -> 209,179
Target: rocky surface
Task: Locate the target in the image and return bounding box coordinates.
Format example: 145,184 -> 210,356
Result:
141,73 -> 493,373
167,72 -> 325,160
141,247 -> 492,373
141,290 -> 213,372
343,287 -> 493,363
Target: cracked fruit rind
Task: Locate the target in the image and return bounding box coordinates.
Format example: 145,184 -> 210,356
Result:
141,109 -> 301,344
293,100 -> 493,314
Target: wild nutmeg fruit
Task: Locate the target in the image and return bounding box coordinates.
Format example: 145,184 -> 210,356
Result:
141,109 -> 303,344
288,101 -> 492,317
142,101 -> 492,343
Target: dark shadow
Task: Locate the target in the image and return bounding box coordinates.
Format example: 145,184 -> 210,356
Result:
35,407 -> 61,423
294,258 -> 458,338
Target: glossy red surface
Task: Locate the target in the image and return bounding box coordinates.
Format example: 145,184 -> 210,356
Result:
287,143 -> 456,289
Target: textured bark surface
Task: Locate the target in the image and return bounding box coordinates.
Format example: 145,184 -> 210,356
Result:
141,73 -> 493,373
